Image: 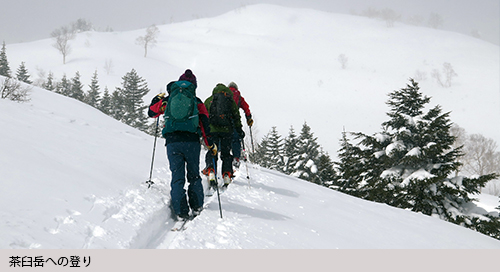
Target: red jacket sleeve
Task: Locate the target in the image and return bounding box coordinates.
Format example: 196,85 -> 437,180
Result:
149,101 -> 165,118
239,96 -> 251,118
231,88 -> 251,118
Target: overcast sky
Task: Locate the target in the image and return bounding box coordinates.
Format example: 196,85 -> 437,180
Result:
1,0 -> 499,45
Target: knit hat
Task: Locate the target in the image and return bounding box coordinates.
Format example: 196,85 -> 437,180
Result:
179,69 -> 197,86
228,81 -> 238,90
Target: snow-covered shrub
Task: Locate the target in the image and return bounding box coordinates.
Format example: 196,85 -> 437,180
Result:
1,77 -> 31,102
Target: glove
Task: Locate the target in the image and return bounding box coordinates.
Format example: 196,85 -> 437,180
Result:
151,93 -> 166,104
160,99 -> 167,112
246,115 -> 253,127
209,143 -> 218,156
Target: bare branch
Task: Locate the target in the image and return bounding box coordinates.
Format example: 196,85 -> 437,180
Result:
51,26 -> 75,64
1,77 -> 32,102
136,25 -> 160,57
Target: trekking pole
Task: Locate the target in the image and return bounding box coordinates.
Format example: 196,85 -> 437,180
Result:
241,139 -> 250,181
146,117 -> 160,188
212,157 -> 223,219
249,126 -> 255,153
241,140 -> 251,190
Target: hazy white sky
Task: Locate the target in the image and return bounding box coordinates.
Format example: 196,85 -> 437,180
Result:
1,0 -> 499,45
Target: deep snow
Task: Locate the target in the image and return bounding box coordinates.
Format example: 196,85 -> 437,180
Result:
1,4 -> 499,249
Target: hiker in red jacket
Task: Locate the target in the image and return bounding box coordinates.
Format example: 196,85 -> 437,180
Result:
228,82 -> 253,168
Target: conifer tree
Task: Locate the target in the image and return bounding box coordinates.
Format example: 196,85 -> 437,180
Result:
43,72 -> 56,91
333,130 -> 365,196
316,151 -> 337,187
0,42 -> 11,77
57,74 -> 72,96
85,70 -> 101,107
109,89 -> 125,121
116,69 -> 150,131
99,86 -> 112,115
293,122 -> 321,182
348,130 -> 398,204
283,126 -> 300,175
69,71 -> 85,101
251,134 -> 270,167
263,127 -> 285,172
341,79 -> 499,238
16,62 -> 32,84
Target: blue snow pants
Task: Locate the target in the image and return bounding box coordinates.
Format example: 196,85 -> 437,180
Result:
231,129 -> 242,159
166,141 -> 204,217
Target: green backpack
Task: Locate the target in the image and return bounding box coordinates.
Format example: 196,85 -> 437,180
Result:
162,80 -> 199,135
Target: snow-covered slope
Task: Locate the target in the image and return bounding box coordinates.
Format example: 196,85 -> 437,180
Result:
7,4 -> 499,158
1,85 -> 500,249
1,4 -> 499,249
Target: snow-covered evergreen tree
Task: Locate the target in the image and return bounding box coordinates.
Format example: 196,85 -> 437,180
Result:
342,79 -> 499,238
42,72 -> 56,91
85,70 -> 101,108
293,122 -> 321,182
116,69 -> 150,131
56,74 -> 71,96
263,127 -> 285,171
332,129 -> 365,196
69,71 -> 85,101
16,62 -> 32,84
316,151 -> 337,187
251,134 -> 270,168
109,89 -> 125,121
99,86 -> 112,115
283,125 -> 300,175
0,42 -> 11,77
